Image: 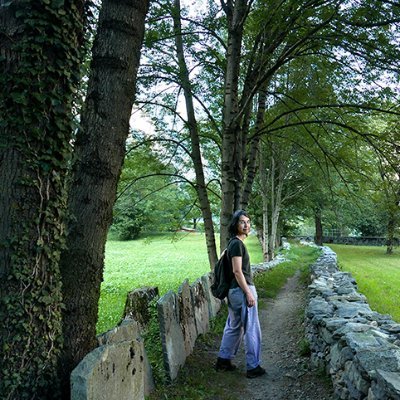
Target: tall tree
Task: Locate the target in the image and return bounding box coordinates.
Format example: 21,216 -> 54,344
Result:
172,0 -> 217,265
134,0 -> 399,251
0,1 -> 86,398
58,0 -> 149,396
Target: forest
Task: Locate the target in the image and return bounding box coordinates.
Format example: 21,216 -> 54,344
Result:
0,0 -> 399,398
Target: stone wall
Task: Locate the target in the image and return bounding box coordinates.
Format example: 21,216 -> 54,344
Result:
322,237 -> 399,247
70,254 -> 285,398
297,236 -> 399,247
305,247 -> 400,399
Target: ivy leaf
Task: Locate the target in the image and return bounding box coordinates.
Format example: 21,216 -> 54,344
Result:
53,0 -> 65,7
10,92 -> 28,105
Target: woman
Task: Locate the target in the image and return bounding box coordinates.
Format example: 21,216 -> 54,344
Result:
215,210 -> 266,378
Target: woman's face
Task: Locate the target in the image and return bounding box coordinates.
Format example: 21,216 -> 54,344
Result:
237,215 -> 251,236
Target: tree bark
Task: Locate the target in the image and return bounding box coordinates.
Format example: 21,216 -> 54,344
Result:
172,0 -> 218,267
241,87 -> 267,209
0,1 -> 85,398
220,0 -> 249,249
386,214 -> 395,254
314,206 -> 324,246
259,144 -> 270,261
59,0 -> 149,396
269,153 -> 285,260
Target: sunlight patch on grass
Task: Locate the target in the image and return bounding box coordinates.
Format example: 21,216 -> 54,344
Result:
329,244 -> 400,322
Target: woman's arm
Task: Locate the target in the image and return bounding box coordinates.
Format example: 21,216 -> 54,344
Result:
232,256 -> 256,307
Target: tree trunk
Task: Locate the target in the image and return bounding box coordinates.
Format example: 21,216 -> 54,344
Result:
59,0 -> 149,396
172,0 -> 218,267
259,144 -> 270,261
220,0 -> 249,249
0,1 -> 85,398
386,214 -> 395,254
269,157 -> 284,261
314,206 -> 323,246
241,87 -> 267,209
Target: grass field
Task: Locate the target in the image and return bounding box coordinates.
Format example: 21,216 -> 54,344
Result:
97,233 -> 264,333
329,244 -> 400,322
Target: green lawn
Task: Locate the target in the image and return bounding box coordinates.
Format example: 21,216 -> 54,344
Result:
329,244 -> 400,322
97,233 -> 263,333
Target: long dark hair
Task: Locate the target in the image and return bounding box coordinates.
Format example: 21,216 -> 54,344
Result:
228,210 -> 250,238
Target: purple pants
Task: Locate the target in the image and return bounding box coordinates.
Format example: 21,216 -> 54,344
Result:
218,285 -> 262,369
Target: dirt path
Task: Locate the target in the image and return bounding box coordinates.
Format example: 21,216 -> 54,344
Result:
152,271 -> 336,399
233,271 -> 335,400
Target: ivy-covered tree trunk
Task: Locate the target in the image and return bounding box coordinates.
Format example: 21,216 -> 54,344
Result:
172,0 -> 218,267
0,1 -> 86,398
58,0 -> 149,395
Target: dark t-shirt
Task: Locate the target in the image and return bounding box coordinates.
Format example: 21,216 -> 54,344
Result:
227,238 -> 254,288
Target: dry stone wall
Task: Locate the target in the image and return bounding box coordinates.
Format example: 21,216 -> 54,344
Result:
306,247 -> 400,400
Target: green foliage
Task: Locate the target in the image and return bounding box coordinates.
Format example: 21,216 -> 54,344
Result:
112,203 -> 146,240
142,300 -> 167,386
112,141 -> 206,235
331,244 -> 400,322
298,338 -> 311,357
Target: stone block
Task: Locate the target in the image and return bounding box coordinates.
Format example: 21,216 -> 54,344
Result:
191,278 -> 210,336
330,342 -> 344,372
346,362 -> 370,395
202,273 -> 221,319
71,320 -> 152,400
355,348 -> 400,375
380,324 -> 400,334
157,290 -> 186,381
345,331 -> 382,351
178,279 -> 198,357
306,296 -> 334,319
321,326 -> 335,345
376,369 -> 400,399
333,301 -> 373,319
124,287 -> 159,330
333,322 -> 374,340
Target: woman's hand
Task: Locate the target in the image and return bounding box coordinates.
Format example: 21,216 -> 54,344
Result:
246,291 -> 256,308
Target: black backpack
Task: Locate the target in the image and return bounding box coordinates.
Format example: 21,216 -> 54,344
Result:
210,240 -> 236,300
